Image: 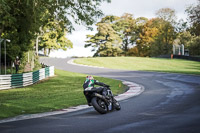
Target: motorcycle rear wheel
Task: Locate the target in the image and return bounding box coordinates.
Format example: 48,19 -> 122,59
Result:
92,97 -> 108,114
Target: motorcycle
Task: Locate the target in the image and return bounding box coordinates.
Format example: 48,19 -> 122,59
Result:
84,87 -> 121,114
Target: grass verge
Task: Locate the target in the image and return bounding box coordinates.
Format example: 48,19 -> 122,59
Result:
0,69 -> 125,119
74,57 -> 200,75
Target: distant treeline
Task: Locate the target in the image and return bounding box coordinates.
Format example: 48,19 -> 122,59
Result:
85,1 -> 200,57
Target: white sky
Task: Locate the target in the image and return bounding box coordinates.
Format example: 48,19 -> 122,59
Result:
49,0 -> 197,58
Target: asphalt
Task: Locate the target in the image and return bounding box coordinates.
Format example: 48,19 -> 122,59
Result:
0,57 -> 200,133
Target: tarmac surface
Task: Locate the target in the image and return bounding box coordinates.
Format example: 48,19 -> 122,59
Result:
0,57 -> 200,133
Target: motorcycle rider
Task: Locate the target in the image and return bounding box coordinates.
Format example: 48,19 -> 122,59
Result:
83,76 -> 110,106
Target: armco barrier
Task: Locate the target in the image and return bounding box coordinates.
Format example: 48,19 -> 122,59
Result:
173,55 -> 200,62
0,66 -> 54,90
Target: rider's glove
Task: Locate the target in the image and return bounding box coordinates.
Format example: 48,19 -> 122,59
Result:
105,84 -> 110,87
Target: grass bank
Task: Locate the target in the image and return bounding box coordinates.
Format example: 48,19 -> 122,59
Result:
0,69 -> 125,119
74,57 -> 200,75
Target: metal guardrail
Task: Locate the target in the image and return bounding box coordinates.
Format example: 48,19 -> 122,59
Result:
0,66 -> 54,90
173,55 -> 200,62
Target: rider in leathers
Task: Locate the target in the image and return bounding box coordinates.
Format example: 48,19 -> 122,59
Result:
83,76 -> 110,106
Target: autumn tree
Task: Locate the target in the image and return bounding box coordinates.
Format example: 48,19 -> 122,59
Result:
136,18 -> 159,56
85,14 -> 150,57
127,17 -> 148,56
133,8 -> 177,57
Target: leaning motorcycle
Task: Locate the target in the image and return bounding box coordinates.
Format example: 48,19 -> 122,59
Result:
84,87 -> 121,114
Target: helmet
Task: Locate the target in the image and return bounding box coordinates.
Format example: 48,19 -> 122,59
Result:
86,76 -> 94,80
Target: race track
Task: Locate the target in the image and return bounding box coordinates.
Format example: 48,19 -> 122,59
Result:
0,57 -> 200,133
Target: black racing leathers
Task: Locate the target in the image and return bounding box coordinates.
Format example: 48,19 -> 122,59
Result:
83,79 -> 109,105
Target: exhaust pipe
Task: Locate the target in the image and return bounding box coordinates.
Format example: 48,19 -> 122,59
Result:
94,93 -> 106,101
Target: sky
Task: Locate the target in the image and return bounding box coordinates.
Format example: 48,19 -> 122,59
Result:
49,0 -> 197,58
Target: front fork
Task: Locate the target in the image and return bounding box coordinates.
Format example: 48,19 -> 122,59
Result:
106,90 -> 114,111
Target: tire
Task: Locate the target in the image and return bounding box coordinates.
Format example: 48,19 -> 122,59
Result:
113,98 -> 121,110
91,97 -> 108,114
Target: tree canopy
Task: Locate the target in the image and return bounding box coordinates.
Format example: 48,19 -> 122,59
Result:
38,19 -> 73,56
0,0 -> 111,60
86,9 -> 177,57
1,0 -> 200,62
85,3 -> 200,57
85,19 -> 122,57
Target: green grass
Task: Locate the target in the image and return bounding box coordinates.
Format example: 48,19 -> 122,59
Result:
0,69 -> 125,119
74,57 -> 200,75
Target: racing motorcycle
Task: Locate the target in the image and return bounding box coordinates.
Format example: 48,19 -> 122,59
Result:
84,86 -> 121,114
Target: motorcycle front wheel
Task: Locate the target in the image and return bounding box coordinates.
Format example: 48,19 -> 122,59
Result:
92,97 -> 108,114
113,98 -> 121,110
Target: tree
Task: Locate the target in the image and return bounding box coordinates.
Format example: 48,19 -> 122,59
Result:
127,17 -> 148,56
183,0 -> 200,56
136,18 -> 159,56
0,0 -> 38,60
176,31 -> 192,48
153,8 -> 177,56
113,13 -> 137,56
85,20 -> 122,57
39,19 -> 73,56
135,10 -> 176,57
185,0 -> 200,36
188,36 -> 200,55
176,31 -> 200,56
127,46 -> 139,56
155,8 -> 177,25
135,17 -> 148,37
0,0 -> 111,61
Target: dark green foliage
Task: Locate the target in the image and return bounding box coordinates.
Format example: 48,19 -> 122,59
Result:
0,0 -> 111,61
